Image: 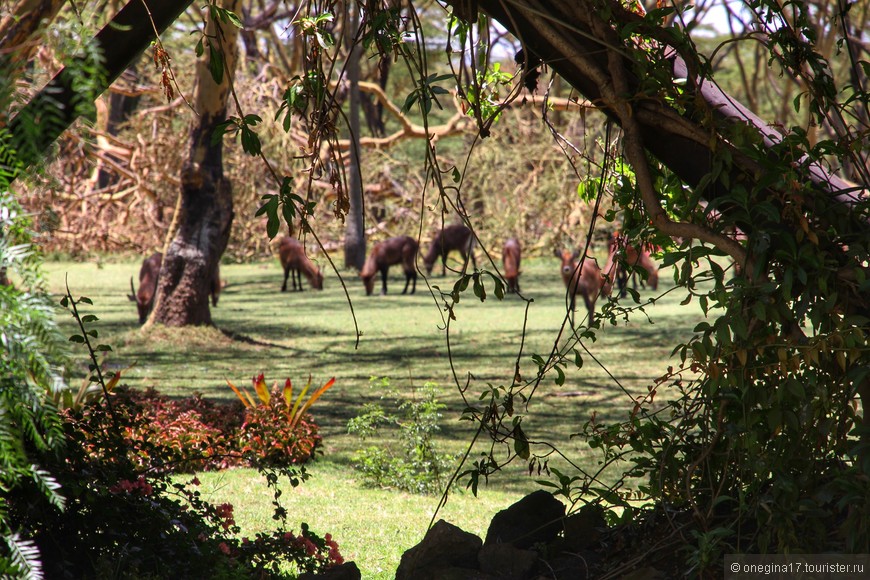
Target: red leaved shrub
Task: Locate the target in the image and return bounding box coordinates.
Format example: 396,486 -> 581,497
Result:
238,393 -> 322,466
80,386 -> 321,471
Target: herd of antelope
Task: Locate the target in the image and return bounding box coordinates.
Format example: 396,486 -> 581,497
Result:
129,225 -> 659,326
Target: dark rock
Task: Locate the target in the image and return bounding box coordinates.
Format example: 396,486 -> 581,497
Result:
484,490 -> 565,549
478,542 -> 538,579
406,566 -> 497,580
395,519 -> 483,580
297,561 -> 362,580
543,553 -> 591,580
562,504 -> 606,552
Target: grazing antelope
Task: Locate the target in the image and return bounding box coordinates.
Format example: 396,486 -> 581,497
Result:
360,235 -> 419,296
503,238 -> 521,293
423,224 -> 476,276
128,253 -> 163,324
602,233 -> 658,297
277,237 -> 324,291
128,252 -> 222,324
555,248 -> 605,325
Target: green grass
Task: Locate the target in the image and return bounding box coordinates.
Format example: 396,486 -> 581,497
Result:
193,463 -> 524,577
43,254 -> 708,578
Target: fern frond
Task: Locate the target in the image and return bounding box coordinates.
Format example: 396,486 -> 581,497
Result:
3,531 -> 44,580
29,465 -> 65,511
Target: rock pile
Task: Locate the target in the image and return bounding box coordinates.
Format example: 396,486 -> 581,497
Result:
395,490 -> 606,580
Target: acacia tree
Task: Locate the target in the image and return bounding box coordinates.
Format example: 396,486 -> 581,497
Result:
1,0 -> 868,569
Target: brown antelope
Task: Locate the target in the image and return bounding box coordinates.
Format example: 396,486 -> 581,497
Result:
128,252 -> 222,324
602,233 -> 658,298
360,235 -> 419,296
423,224 -> 476,276
128,253 -> 162,324
555,248 -> 605,325
503,238 -> 521,293
277,237 -> 324,291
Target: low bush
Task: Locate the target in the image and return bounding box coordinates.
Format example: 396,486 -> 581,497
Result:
72,379 -> 327,472
102,386 -> 243,471
348,378 -> 457,494
230,374 -> 335,467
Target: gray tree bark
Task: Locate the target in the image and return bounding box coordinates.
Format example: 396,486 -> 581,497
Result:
344,4 -> 366,270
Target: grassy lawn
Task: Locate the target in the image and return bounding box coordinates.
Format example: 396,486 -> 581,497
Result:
43,253 -> 708,578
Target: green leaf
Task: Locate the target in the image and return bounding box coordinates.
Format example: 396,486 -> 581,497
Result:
211,120 -> 236,145
282,199 -> 296,225
266,209 -> 279,238
429,73 -> 455,83
208,45 -> 224,85
513,425 -> 530,459
494,278 -> 505,300
554,365 -> 565,386
401,91 -> 418,113
256,194 -> 278,217
69,335 -> 85,343
472,275 -> 486,301
256,194 -> 281,239
646,6 -> 676,21
281,107 -> 293,132
240,126 -> 261,156
573,349 -> 583,369
223,9 -> 243,28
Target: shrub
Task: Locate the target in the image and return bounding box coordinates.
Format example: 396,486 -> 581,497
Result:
348,377 -> 457,494
71,381 -> 331,473
70,386 -> 239,472
230,374 -> 335,467
239,402 -> 322,467
6,393 -> 344,579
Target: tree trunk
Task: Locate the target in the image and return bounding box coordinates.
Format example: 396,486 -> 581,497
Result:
150,0 -> 240,327
344,5 -> 366,270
